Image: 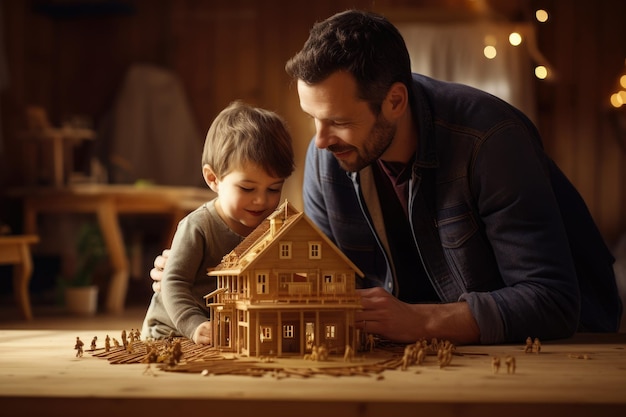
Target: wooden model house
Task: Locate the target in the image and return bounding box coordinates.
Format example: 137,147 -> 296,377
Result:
205,201 -> 363,358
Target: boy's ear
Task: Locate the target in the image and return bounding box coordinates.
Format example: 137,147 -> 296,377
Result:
203,165 -> 219,192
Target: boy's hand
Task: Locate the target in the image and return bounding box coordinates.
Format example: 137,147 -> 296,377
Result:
150,249 -> 170,293
193,322 -> 213,345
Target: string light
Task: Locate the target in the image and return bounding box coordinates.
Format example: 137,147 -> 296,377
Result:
609,60 -> 626,108
535,66 -> 548,80
509,32 -> 523,46
479,9 -> 552,80
484,45 -> 497,59
610,93 -> 623,108
535,9 -> 549,23
483,35 -> 497,59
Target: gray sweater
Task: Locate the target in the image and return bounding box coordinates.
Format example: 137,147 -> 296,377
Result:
141,199 -> 243,339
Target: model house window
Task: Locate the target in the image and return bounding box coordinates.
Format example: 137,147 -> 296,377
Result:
309,241 -> 322,259
256,272 -> 268,294
260,326 -> 272,342
283,325 -> 294,339
325,324 -> 336,339
324,274 -> 333,283
279,242 -> 292,259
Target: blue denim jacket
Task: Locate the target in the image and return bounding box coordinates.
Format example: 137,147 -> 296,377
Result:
303,74 -> 622,344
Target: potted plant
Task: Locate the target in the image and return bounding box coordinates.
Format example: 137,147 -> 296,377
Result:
60,222 -> 106,315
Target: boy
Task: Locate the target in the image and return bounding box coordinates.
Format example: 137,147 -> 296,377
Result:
141,101 -> 294,344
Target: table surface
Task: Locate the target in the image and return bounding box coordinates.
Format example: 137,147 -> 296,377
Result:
10,183 -> 216,210
0,330 -> 624,417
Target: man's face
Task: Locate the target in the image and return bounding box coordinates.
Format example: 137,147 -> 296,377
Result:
297,71 -> 395,172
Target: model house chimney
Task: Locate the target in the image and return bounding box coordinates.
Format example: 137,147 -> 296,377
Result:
270,217 -> 283,237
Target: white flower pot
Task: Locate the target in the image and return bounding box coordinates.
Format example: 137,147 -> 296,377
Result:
65,286 -> 98,316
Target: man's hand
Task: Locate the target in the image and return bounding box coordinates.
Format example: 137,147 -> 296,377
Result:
355,287 -> 480,345
150,249 -> 170,293
193,321 -> 213,345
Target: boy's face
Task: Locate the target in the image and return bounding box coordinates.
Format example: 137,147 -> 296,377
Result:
210,162 -> 285,236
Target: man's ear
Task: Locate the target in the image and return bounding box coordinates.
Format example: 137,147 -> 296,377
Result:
203,165 -> 219,192
382,82 -> 408,121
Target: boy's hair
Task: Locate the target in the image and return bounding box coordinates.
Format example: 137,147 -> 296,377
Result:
284,10 -> 413,115
202,101 -> 295,179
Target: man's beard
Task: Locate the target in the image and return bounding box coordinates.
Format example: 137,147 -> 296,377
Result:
331,113 -> 396,172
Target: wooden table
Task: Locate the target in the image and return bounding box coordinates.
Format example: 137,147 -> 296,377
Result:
10,185 -> 215,313
0,331 -> 624,417
0,235 -> 39,320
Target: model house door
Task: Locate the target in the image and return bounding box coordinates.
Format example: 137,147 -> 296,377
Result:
281,322 -> 299,354
220,315 -> 231,348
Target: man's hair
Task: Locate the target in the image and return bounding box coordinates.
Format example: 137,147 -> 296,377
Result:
202,101 -> 295,179
285,9 -> 413,115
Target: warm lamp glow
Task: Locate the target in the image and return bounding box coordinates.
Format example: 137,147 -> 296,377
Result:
619,90 -> 626,103
620,74 -> 626,89
610,93 -> 623,108
535,9 -> 549,23
483,45 -> 497,59
509,32 -> 523,46
535,66 -> 548,79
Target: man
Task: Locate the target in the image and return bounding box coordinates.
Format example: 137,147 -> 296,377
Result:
153,10 -> 621,344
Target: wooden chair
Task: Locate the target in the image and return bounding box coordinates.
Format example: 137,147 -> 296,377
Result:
0,235 -> 39,320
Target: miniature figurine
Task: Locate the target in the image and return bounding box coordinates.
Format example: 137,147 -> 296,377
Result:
416,347 -> 426,365
491,356 -> 500,374
304,345 -> 318,361
105,335 -> 111,353
437,345 -> 453,368
166,339 -> 183,367
418,338 -> 428,350
431,338 -> 439,350
524,337 -> 533,353
401,344 -> 416,370
533,337 -> 541,354
165,331 -> 175,349
90,336 -> 97,351
505,355 -> 516,374
74,337 -> 84,357
317,345 -> 329,361
142,343 -> 159,376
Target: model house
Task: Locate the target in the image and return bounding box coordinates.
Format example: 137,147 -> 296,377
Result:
205,201 -> 363,358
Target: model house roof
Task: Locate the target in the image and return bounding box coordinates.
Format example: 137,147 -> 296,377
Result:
208,200 -> 364,278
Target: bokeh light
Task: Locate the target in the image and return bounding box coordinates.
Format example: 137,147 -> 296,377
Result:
536,9 -> 549,23
535,65 -> 548,79
509,32 -> 523,46
484,45 -> 497,59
